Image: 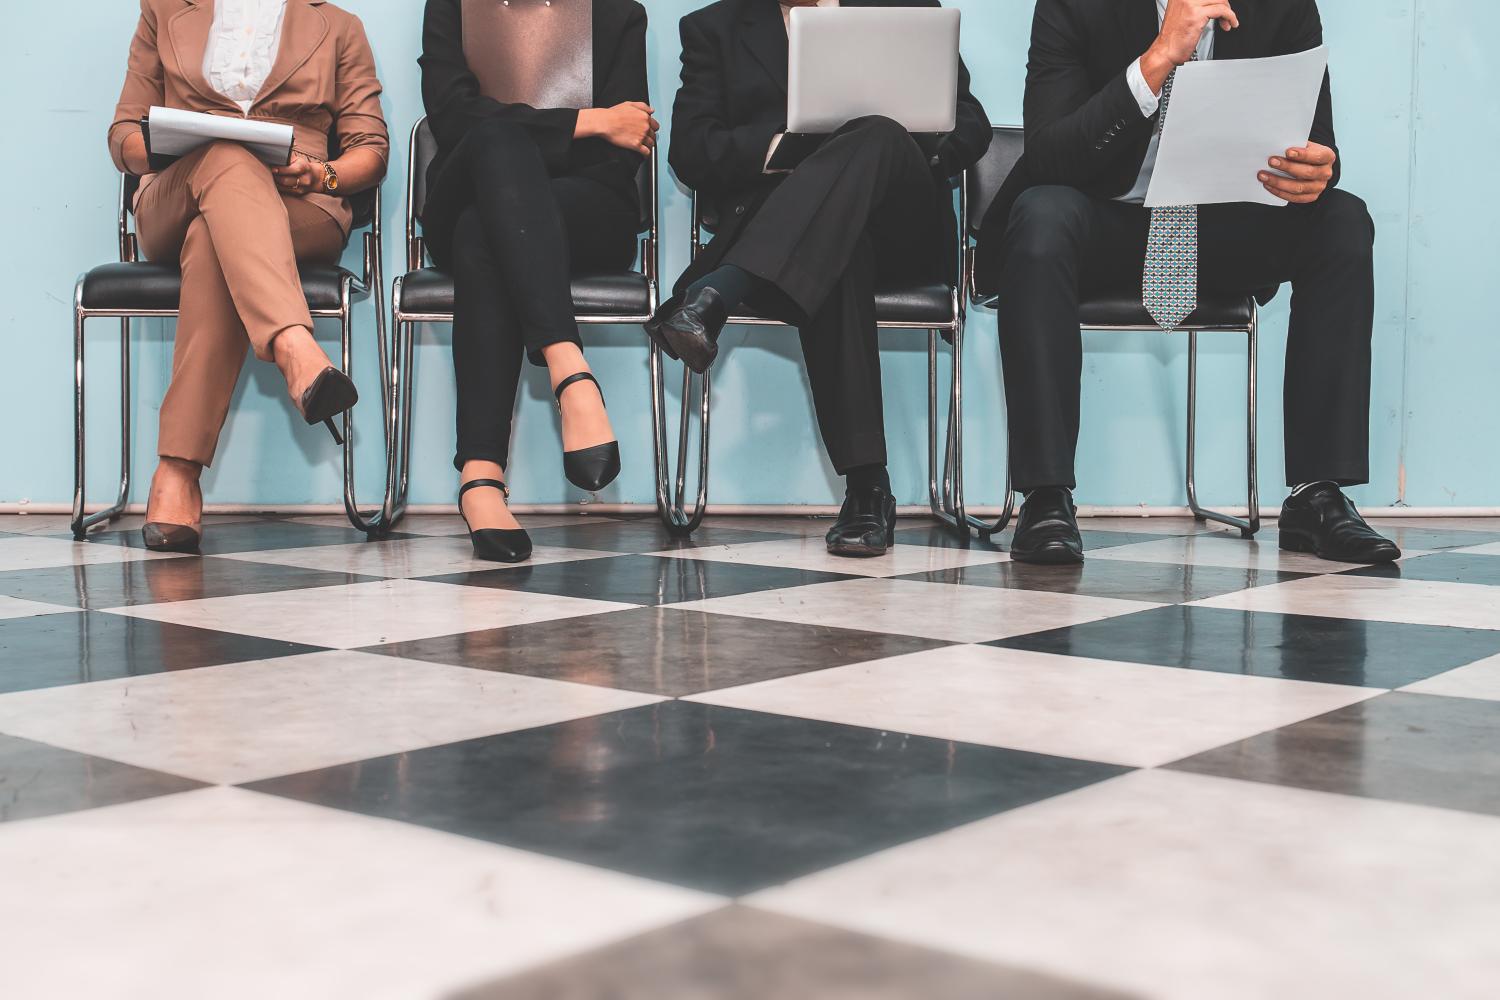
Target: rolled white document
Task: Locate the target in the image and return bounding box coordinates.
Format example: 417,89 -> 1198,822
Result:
145,106 -> 295,168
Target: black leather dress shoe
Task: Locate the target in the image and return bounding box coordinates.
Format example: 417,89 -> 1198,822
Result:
644,287 -> 728,374
826,485 -> 897,558
1011,487 -> 1084,565
1279,485 -> 1400,564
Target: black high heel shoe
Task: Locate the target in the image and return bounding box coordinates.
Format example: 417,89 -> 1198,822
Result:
142,522 -> 201,554
298,367 -> 360,445
554,372 -> 621,492
459,479 -> 533,564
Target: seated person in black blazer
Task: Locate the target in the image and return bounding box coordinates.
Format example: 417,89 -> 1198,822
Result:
648,0 -> 991,558
974,0 -> 1398,566
420,0 -> 656,562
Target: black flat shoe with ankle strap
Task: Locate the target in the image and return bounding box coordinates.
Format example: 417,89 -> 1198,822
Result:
554,372 -> 621,492
459,479 -> 532,564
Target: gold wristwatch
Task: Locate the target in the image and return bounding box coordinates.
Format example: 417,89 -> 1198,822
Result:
321,160 -> 339,193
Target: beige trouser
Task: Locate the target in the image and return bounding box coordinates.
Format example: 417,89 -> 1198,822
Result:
135,141 -> 346,466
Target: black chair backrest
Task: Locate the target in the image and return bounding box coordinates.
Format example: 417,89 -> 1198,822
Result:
965,126 -> 1024,236
411,118 -> 652,235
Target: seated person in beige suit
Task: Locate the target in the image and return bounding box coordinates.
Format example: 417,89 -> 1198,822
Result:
109,0 -> 389,552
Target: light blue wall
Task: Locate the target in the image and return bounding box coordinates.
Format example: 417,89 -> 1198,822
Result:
3,1 -> 1495,510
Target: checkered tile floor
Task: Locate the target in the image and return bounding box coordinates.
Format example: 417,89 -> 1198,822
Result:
3,511 -> 1500,999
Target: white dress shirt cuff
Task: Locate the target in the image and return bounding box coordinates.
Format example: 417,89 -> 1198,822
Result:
1126,58 -> 1161,118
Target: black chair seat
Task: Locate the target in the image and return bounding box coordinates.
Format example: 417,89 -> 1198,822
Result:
728,283 -> 955,326
398,267 -> 651,318
80,261 -> 359,313
1078,291 -> 1255,330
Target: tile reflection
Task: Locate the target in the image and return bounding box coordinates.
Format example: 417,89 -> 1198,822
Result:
991,605 -> 1500,689
245,701 -> 1127,895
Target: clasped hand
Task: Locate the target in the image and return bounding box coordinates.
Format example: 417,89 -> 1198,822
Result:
577,102 -> 661,157
271,153 -> 325,195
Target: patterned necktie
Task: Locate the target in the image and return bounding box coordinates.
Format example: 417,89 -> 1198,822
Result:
1142,57 -> 1197,331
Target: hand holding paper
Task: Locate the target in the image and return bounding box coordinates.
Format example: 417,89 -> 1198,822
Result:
1144,45 -> 1330,208
1259,141 -> 1337,204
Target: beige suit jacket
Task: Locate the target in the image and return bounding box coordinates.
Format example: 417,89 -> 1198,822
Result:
109,0 -> 389,234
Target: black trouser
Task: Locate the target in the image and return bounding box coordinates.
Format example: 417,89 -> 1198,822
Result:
724,116 -> 942,474
425,119 -> 637,471
993,185 -> 1376,492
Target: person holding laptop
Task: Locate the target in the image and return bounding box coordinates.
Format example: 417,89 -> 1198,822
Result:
649,0 -> 990,558
974,0 -> 1398,565
107,0 -> 389,552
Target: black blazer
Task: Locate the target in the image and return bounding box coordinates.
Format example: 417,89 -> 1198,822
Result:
977,0 -> 1340,287
667,0 -> 992,295
419,0 -> 649,211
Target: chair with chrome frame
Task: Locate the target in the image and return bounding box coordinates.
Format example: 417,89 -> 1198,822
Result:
71,169 -> 399,540
952,125 -> 1261,541
387,116 -> 661,519
650,182 -> 975,538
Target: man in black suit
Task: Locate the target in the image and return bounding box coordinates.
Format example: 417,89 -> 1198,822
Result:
974,0 -> 1399,566
648,0 -> 991,557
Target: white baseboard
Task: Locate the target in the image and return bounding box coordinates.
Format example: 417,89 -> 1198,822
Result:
6,502 -> 1500,519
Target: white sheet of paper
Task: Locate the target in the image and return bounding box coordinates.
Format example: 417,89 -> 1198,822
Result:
147,107 -> 294,167
1144,46 -> 1329,208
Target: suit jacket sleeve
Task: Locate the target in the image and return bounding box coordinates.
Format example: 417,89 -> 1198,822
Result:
668,12 -> 784,194
583,2 -> 651,188
1285,0 -> 1340,191
419,0 -> 579,169
108,0 -> 164,174
937,53 -> 993,177
1021,0 -> 1154,186
332,13 -> 390,170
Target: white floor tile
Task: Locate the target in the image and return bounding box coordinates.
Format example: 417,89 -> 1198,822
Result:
675,578 -> 1158,644
219,535 -> 619,579
752,769 -> 1500,1000
0,536 -> 182,572
0,651 -> 662,784
688,645 -> 1380,768
1401,653 -> 1500,702
0,787 -> 721,1000
0,596 -> 76,621
104,578 -> 635,648
1190,574 -> 1500,631
1455,541 -> 1500,556
1090,534 -> 1416,574
655,536 -> 1010,578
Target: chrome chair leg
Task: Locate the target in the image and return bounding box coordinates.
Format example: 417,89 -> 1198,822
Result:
650,344 -> 709,535
938,314 -> 1013,541
380,312 -> 416,530
72,291 -> 133,540
1185,318 -> 1261,539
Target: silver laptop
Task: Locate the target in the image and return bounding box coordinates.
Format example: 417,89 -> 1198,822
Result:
787,7 -> 961,135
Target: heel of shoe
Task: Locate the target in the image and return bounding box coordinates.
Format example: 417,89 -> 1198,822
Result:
323,417 -> 345,446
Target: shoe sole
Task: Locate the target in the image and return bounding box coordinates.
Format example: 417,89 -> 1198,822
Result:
1010,545 -> 1085,566
663,325 -> 717,374
1278,528 -> 1400,564
826,540 -> 891,558
643,317 -> 681,362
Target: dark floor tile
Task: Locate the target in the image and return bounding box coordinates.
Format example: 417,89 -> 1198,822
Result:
365,607 -> 953,696
989,605 -> 1500,689
891,523 -> 1006,552
421,555 -> 854,607
455,905 -> 1140,1000
1370,526 -> 1500,551
245,701 -> 1127,895
80,520 -> 412,555
525,517 -> 799,554
0,733 -> 205,823
0,611 -> 325,694
1345,551 -> 1500,587
902,559 -> 1305,604
0,557 -> 375,610
1169,692 -> 1500,817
